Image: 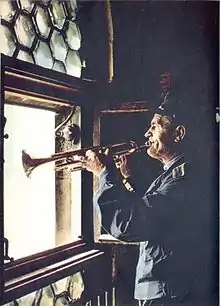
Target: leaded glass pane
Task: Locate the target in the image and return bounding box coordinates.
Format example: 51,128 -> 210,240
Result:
65,50 -> 81,77
35,6 -> 51,38
66,21 -> 81,51
15,14 -> 35,48
0,25 -> 16,56
49,0 -> 66,30
33,40 -> 53,68
50,30 -> 68,62
17,50 -> 34,63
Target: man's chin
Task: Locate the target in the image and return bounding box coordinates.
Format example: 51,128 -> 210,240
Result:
147,147 -> 157,159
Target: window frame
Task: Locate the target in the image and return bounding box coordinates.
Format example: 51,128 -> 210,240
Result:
93,102 -> 151,244
0,54 -> 102,304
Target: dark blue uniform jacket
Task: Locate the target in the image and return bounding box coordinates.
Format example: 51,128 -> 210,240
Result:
94,156 -> 216,302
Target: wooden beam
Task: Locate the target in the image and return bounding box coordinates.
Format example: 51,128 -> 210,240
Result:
100,101 -> 151,113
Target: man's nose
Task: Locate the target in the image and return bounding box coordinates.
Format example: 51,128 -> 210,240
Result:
144,129 -> 151,138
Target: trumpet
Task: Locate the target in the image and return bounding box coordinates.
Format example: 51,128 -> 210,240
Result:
22,141 -> 146,178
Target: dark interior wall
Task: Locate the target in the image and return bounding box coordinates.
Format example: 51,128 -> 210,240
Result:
79,1 -> 218,108
113,1 -> 218,104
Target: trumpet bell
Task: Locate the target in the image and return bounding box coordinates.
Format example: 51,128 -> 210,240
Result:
22,150 -> 37,178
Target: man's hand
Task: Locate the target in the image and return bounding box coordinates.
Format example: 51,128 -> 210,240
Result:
115,155 -> 132,178
74,150 -> 107,177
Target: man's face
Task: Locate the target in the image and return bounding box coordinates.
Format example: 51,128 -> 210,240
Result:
144,114 -> 175,163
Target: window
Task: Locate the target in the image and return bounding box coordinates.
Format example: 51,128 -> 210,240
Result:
4,104 -> 82,260
4,105 -> 56,259
1,55 -> 101,304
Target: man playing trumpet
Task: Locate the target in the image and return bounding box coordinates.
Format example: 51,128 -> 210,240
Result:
77,98 -> 217,306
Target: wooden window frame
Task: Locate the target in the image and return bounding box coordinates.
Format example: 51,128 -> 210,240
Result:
93,99 -> 151,245
0,54 -> 103,304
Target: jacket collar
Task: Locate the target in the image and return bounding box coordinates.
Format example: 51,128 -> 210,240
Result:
163,154 -> 184,171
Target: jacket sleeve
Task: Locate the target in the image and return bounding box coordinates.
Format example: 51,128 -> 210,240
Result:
94,168 -> 187,243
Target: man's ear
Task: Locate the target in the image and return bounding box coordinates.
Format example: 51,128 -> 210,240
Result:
174,125 -> 186,142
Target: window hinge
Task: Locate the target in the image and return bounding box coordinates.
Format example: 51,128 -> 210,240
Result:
4,237 -> 14,263
3,116 -> 9,139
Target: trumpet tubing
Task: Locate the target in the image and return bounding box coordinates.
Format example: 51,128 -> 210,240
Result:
22,141 -> 146,178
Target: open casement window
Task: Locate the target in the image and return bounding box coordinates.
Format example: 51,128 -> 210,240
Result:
0,55 -> 104,304
93,102 -> 154,244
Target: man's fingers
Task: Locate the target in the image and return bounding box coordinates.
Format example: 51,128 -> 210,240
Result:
114,155 -> 127,166
120,155 -> 127,163
115,162 -> 120,169
114,156 -> 121,168
85,150 -> 97,159
72,155 -> 85,162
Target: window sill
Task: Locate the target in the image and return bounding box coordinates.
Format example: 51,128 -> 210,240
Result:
97,234 -> 139,245
3,249 -> 104,304
4,239 -> 87,281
